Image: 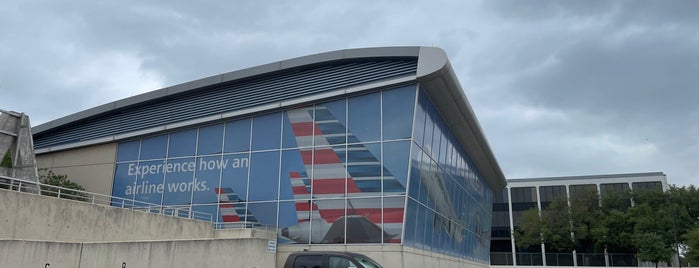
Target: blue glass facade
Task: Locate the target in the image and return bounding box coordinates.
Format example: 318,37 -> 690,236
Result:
403,91 -> 494,263
112,84 -> 492,262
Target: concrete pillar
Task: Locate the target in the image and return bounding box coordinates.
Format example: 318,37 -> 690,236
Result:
0,109 -> 40,193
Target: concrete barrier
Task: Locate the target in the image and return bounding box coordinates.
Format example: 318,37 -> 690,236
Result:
0,188 -> 214,242
1,238 -> 275,268
0,240 -> 82,267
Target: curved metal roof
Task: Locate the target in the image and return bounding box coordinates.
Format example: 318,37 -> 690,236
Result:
32,46 -> 506,189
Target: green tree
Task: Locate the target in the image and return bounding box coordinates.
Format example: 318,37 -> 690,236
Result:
516,183 -> 697,266
630,188 -> 686,267
39,169 -> 88,201
516,197 -> 575,252
516,188 -> 607,254
597,191 -> 635,253
684,227 -> 699,266
667,185 -> 699,265
634,232 -> 673,268
569,186 -> 605,253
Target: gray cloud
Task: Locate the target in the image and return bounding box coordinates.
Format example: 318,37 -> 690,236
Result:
1,0 -> 696,186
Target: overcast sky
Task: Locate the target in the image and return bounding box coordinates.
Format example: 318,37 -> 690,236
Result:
1,1 -> 697,186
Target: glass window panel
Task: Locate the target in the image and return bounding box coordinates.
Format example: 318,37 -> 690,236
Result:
425,158 -> 446,210
197,124 -> 224,155
279,200 -> 310,244
247,202 -> 279,227
140,134 -> 167,160
417,151 -> 431,206
220,153 -> 249,201
600,183 -> 630,197
570,184 -> 597,199
216,196 -> 247,227
424,207 -> 435,251
283,107 -> 313,149
382,85 -> 416,140
414,203 -> 426,249
168,129 -> 197,157
112,163 -> 137,205
116,140 -> 140,162
278,200 -> 304,244
347,143 -> 382,195
438,124 -> 448,166
132,160 -> 165,205
632,181 -> 662,191
278,200 -> 298,229
345,197 -> 382,244
312,146 -> 346,198
424,104 -> 438,157
248,151 -> 280,201
404,199 -> 418,247
192,155 -> 223,205
251,113 -> 282,151
224,118 -> 251,153
280,149 -> 305,201
161,157 -> 195,205
408,143 -> 423,200
383,141 -> 410,191
540,185 -> 566,209
383,196 -> 405,243
311,198 -> 345,244
413,95 -> 427,146
191,204 -> 217,222
315,99 -> 347,145
348,92 -> 380,142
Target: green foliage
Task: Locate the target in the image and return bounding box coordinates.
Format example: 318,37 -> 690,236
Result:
684,227 -> 699,266
517,184 -> 699,266
1,150 -> 11,168
514,207 -> 544,249
569,186 -> 604,252
39,169 -> 88,201
541,198 -> 576,252
635,232 -> 673,267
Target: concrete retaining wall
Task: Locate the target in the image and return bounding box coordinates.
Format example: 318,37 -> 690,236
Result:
1,238 -> 275,268
0,240 -> 82,267
0,188 -> 214,242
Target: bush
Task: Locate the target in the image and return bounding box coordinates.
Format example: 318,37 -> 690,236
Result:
39,169 -> 88,201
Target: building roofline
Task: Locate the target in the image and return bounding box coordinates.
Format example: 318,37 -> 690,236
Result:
508,172 -> 667,184
415,47 -> 507,190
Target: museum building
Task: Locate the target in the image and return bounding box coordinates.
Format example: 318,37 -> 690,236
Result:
32,47 -> 506,267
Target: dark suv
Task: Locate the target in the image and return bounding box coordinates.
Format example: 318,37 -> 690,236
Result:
283,251 -> 383,268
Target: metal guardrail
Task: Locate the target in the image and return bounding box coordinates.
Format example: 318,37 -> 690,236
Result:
491,252 -> 642,267
0,175 -> 213,222
213,221 -> 277,232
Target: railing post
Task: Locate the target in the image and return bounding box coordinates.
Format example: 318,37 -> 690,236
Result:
91,194 -> 96,204
57,188 -> 61,199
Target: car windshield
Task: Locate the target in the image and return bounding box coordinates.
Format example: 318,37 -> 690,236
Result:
349,254 -> 382,268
